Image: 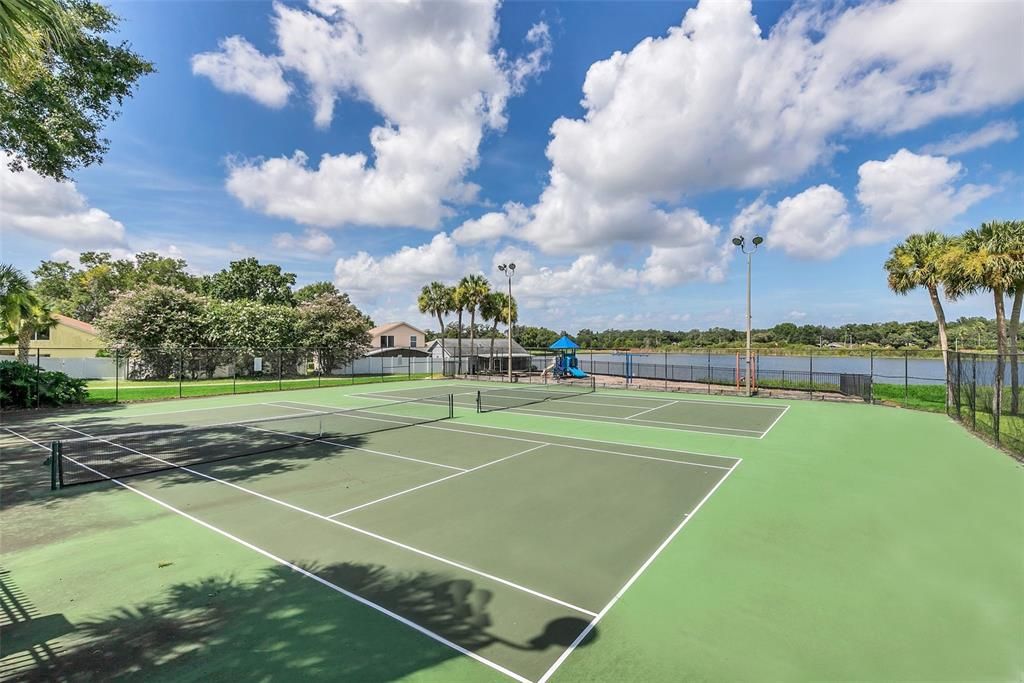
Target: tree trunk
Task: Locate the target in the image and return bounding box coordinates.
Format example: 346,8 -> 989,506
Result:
489,322 -> 498,373
436,312 -> 445,376
16,324 -> 31,364
1009,287 -> 1022,414
927,286 -> 953,407
993,288 -> 1007,438
468,310 -> 476,375
456,309 -> 463,376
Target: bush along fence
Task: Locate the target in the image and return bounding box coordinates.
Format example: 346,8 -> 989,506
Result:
5,347 -> 449,405
947,351 -> 1024,460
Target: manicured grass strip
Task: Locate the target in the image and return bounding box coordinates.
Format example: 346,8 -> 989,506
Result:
85,374 -> 436,403
872,382 -> 947,412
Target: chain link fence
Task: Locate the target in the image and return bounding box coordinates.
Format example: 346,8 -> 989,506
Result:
947,351 -> 1024,459
5,346 -> 447,404
525,348 -> 956,406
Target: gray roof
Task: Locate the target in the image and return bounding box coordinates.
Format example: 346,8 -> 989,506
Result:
429,337 -> 530,357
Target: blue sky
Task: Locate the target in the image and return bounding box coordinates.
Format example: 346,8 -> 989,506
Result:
3,0 -> 1022,332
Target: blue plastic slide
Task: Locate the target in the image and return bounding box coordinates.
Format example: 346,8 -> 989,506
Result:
568,366 -> 587,378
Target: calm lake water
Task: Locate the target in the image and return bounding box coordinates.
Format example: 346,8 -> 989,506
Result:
533,351 -> 1016,386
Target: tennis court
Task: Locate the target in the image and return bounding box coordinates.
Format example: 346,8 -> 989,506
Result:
3,382 -> 744,682
340,380 -> 789,439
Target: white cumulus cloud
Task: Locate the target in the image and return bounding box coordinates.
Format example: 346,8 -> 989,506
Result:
197,1 -> 550,230
452,202 -> 529,244
191,36 -> 292,108
1,155 -> 126,248
767,185 -> 851,260
855,149 -> 995,242
332,232 -> 474,295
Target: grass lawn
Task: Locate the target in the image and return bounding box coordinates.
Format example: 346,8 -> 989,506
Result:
85,373 -> 436,403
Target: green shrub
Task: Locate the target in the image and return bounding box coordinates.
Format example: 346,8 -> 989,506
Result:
0,361 -> 88,409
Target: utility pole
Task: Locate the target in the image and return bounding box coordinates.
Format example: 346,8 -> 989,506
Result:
498,263 -> 516,383
732,235 -> 764,397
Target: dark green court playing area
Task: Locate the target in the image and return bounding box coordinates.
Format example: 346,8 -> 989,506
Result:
2,379 -> 1021,682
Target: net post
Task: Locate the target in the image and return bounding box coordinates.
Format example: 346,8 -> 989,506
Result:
50,441 -> 60,490
449,393 -> 454,419
476,390 -> 482,413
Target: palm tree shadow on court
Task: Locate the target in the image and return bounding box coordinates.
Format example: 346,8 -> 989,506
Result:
3,561 -> 596,681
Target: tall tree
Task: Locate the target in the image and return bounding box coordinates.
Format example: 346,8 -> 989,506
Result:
944,222 -> 1021,433
294,281 -> 338,304
884,232 -> 955,403
32,250 -> 195,322
481,291 -> 516,373
202,258 -> 297,306
0,263 -> 55,362
296,293 -> 372,375
451,285 -> 467,375
1,0 -> 154,181
417,281 -> 453,365
991,221 -> 1024,413
457,274 -> 490,374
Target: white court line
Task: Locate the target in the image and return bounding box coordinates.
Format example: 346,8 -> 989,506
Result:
271,402 -> 737,470
480,404 -> 766,438
51,450 -> 530,683
328,444 -> 547,518
536,459 -> 742,683
624,401 -> 678,420
3,427 -> 50,451
597,391 -> 790,410
56,425 -> 597,618
758,403 -> 791,439
245,424 -> 467,472
272,400 -> 742,462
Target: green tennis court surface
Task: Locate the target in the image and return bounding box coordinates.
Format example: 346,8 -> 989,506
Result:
2,379 -> 1021,681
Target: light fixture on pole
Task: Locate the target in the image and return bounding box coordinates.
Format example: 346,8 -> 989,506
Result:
731,235 -> 764,397
497,263 -> 516,383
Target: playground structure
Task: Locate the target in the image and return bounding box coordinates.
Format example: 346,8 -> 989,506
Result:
543,335 -> 589,380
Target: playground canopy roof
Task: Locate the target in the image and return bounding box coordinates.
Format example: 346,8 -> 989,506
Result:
549,335 -> 579,350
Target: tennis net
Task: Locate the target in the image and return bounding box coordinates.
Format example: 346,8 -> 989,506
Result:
476,376 -> 596,413
51,394 -> 454,488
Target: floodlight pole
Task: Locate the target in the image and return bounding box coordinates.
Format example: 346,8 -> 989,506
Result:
732,235 -> 764,397
498,263 -> 516,383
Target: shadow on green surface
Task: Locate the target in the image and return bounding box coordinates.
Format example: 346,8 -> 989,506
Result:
2,561 -> 595,681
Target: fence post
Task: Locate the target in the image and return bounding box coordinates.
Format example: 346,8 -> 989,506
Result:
664,350 -> 668,392
178,349 -> 184,398
971,354 -> 977,430
115,348 -> 120,404
318,348 -> 322,388
869,351 -> 874,404
233,354 -> 237,394
904,351 -> 909,407
809,351 -> 814,396
35,348 -> 41,408
707,349 -> 711,394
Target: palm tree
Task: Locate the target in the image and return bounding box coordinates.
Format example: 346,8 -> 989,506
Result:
991,221 -> 1024,413
1,264 -> 55,362
0,0 -> 73,83
481,291 -> 517,373
457,274 -> 491,374
944,222 -> 1021,432
884,232 -> 955,403
452,284 -> 467,375
417,281 -> 453,373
